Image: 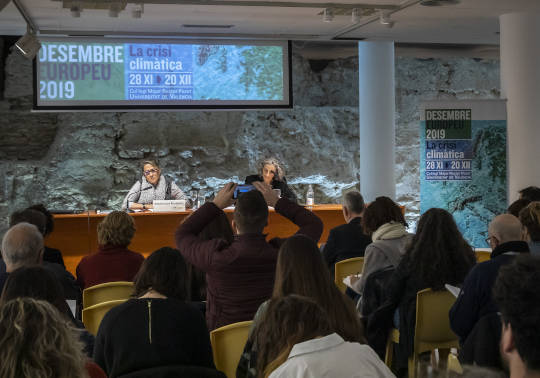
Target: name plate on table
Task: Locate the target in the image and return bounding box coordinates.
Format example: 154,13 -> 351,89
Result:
153,200 -> 186,212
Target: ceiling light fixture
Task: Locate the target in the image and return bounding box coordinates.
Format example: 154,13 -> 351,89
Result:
70,1 -> 81,17
379,10 -> 394,28
351,8 -> 361,23
132,3 -> 143,18
14,27 -> 41,60
322,8 -> 334,23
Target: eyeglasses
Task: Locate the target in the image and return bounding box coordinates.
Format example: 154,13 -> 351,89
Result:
144,168 -> 159,176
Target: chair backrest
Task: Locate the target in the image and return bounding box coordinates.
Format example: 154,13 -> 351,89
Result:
82,299 -> 127,335
210,320 -> 253,378
334,257 -> 364,293
83,281 -> 134,309
475,249 -> 491,263
415,288 -> 459,349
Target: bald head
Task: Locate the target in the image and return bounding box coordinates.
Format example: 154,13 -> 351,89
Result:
489,214 -> 523,245
1,222 -> 44,272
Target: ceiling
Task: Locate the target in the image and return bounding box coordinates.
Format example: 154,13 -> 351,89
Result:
0,0 -> 539,48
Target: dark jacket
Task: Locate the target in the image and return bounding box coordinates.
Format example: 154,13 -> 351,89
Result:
460,312 -> 503,370
449,240 -> 529,344
322,216 -> 371,275
76,245 -> 145,289
244,175 -> 297,203
175,199 -> 323,330
93,298 -> 214,378
43,246 -> 66,268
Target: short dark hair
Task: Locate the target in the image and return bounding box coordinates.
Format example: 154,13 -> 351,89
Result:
493,255 -> 540,371
362,196 -> 407,235
133,247 -> 188,300
343,191 -> 365,214
519,202 -> 540,242
28,204 -> 55,236
9,209 -> 47,236
519,186 -> 540,202
233,190 -> 268,233
507,198 -> 531,218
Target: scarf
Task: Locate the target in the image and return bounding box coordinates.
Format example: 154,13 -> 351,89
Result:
137,175 -> 169,204
372,221 -> 407,242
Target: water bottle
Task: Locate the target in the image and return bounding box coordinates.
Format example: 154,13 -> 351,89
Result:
306,184 -> 314,206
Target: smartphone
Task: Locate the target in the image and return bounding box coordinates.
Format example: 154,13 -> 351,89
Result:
233,184 -> 255,199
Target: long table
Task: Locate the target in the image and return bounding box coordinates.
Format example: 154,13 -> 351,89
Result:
46,204 -> 344,275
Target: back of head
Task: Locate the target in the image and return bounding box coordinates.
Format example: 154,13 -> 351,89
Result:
273,235 -> 363,343
493,255 -> 540,371
233,190 -> 268,234
27,204 -> 55,237
97,210 -> 135,247
519,202 -> 540,242
133,247 -> 188,300
404,208 -> 475,288
507,198 -> 531,218
0,298 -> 86,378
489,214 -> 522,244
1,223 -> 43,270
9,209 -> 47,236
343,191 -> 365,215
198,212 -> 234,244
254,295 -> 332,377
362,196 -> 407,235
0,266 -> 71,319
519,186 -> 540,202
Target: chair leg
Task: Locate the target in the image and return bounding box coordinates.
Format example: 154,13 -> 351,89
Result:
409,355 -> 416,378
385,335 -> 394,367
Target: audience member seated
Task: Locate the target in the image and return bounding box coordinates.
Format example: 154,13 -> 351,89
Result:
251,295 -> 394,378
493,255 -> 540,378
237,234 -> 364,378
322,191 -> 371,275
450,214 -> 529,344
76,211 -> 144,289
507,198 -> 531,218
245,157 -> 297,203
349,196 -> 411,296
175,182 -> 323,330
519,186 -> 540,202
5,211 -> 79,299
367,208 -> 476,367
93,247 -> 215,378
0,265 -> 95,356
519,202 -> 540,255
0,297 -> 106,378
12,206 -> 65,267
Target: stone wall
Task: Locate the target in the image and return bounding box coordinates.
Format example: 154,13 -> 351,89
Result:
0,39 -> 500,235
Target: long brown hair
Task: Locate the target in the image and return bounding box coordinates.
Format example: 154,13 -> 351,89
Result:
253,295 -> 332,378
272,235 -> 364,343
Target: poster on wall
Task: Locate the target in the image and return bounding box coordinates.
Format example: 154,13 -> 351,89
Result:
420,100 -> 507,248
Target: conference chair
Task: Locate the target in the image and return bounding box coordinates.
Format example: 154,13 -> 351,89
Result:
82,299 -> 127,335
334,256 -> 364,293
210,320 -> 253,378
83,281 -> 134,309
385,288 -> 459,378
475,248 -> 491,263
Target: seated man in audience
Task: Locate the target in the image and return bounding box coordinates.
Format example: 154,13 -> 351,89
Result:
0,223 -> 44,292
175,182 -> 323,330
494,255 -> 540,378
322,190 -> 371,276
449,214 -> 529,344
2,212 -> 80,300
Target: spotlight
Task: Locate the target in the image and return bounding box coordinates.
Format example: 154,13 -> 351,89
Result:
132,3 -> 143,18
351,8 -> 361,23
109,2 -> 120,17
70,1 -> 81,17
322,8 -> 334,23
379,11 -> 394,28
14,29 -> 41,60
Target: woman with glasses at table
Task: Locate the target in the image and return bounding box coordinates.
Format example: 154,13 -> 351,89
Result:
122,159 -> 187,210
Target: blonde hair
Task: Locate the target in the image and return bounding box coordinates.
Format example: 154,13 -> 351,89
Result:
0,298 -> 87,378
142,160 -> 160,172
258,157 -> 285,182
97,211 -> 135,246
519,201 -> 540,241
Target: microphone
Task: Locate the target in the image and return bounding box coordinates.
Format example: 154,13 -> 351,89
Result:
124,183 -> 153,211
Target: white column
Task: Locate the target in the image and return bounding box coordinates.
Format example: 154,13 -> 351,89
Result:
358,41 -> 396,202
500,13 -> 540,203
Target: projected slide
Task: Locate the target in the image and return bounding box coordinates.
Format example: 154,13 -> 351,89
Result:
34,39 -> 291,110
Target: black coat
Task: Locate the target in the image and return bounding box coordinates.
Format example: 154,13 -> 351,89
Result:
244,175 -> 297,203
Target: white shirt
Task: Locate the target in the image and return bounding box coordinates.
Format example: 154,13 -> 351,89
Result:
269,333 -> 395,378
